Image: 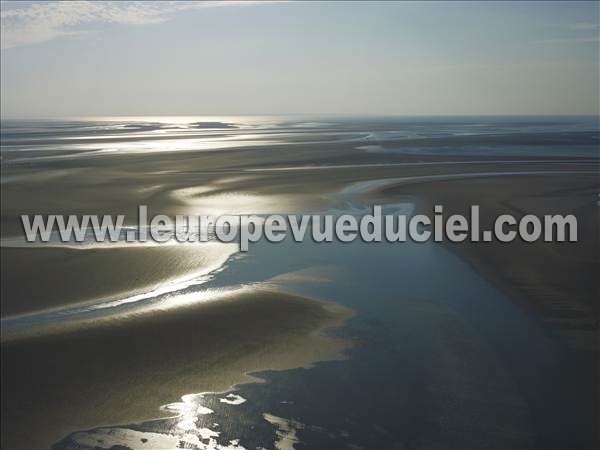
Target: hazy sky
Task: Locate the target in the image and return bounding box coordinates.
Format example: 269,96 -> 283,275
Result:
1,1 -> 598,117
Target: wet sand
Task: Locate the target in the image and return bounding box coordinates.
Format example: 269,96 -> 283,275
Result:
1,289 -> 352,450
1,244 -> 236,317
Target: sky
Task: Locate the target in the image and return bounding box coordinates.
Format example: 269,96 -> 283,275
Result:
1,1 -> 599,117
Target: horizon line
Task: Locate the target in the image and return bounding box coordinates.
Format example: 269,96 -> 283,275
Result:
1,113 -> 599,121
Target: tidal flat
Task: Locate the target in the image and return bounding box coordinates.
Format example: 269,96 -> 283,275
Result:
1,116 -> 598,450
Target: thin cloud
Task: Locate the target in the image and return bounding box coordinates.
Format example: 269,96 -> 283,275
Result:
534,21 -> 600,45
533,36 -> 600,45
0,1 -> 265,50
566,22 -> 600,31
